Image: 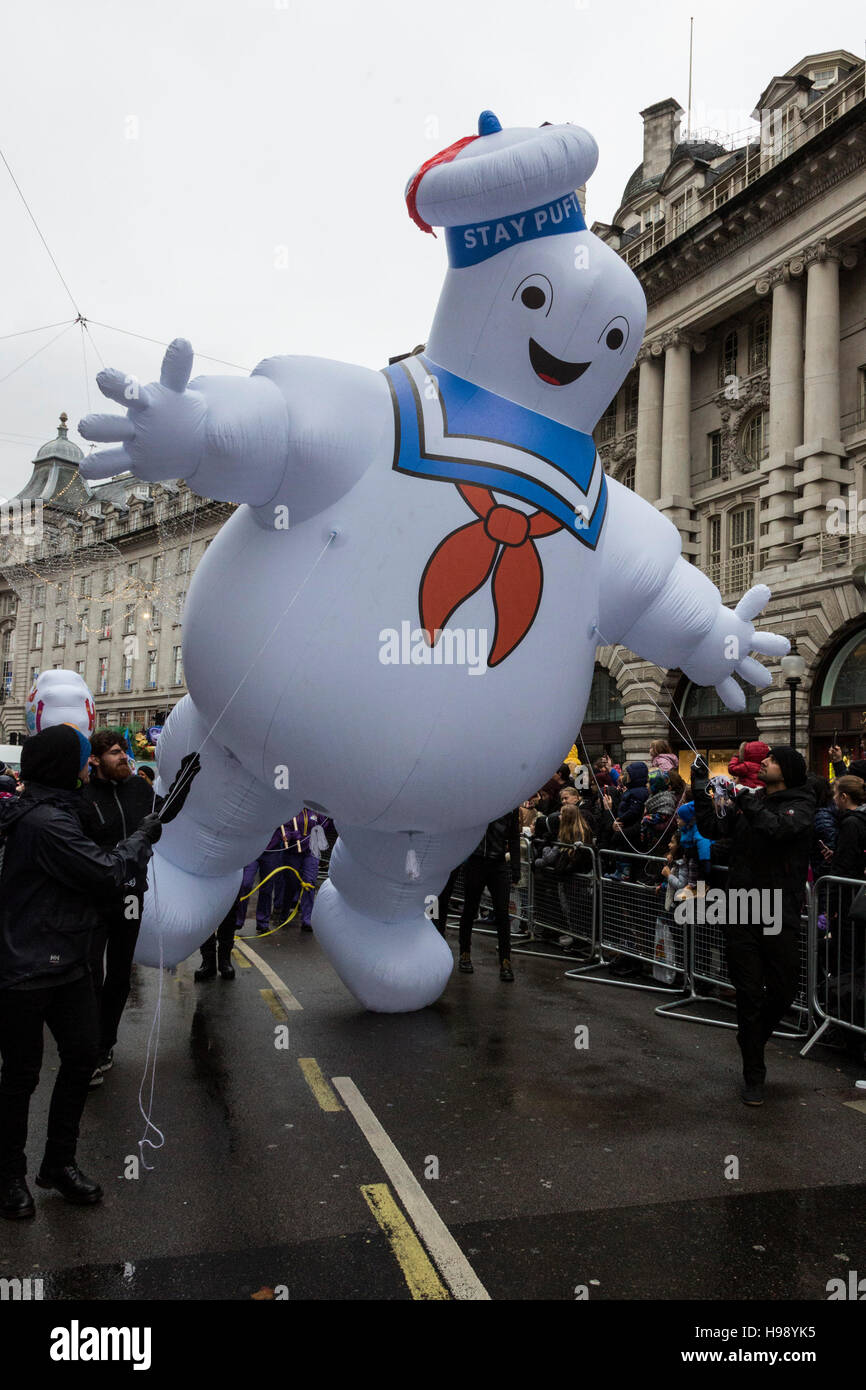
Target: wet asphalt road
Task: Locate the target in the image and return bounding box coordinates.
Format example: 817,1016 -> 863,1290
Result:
3,912 -> 866,1303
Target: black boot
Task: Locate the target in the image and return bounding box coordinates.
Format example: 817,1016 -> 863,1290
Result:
194,962 -> 217,982
218,953 -> 236,981
35,1163 -> 103,1205
1,1176 -> 35,1220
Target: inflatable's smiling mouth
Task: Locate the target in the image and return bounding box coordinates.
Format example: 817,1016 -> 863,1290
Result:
528,338 -> 590,387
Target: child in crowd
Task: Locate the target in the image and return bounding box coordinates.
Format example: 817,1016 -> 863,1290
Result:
650,739 -> 679,776
672,802 -> 713,901
641,770 -> 677,852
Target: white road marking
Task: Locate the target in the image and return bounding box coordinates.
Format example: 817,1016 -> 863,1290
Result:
332,1076 -> 490,1301
234,940 -> 303,1010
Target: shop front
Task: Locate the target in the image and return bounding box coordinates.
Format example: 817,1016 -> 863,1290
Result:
673,678 -> 761,781
810,626 -> 866,778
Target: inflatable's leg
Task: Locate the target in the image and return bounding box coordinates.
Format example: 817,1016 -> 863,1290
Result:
135,696 -> 297,967
313,824 -> 485,1012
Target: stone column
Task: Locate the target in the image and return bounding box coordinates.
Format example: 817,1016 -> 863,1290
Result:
794,242 -> 850,555
634,345 -> 663,502
659,328 -> 704,549
756,261 -> 803,567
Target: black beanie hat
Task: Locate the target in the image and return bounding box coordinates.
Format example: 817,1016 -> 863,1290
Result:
769,745 -> 807,790
20,725 -> 90,791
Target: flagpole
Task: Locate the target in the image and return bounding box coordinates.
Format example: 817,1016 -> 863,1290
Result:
687,16 -> 694,140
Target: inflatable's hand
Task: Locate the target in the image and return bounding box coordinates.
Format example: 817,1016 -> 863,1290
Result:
681,585 -> 789,712
78,339 -> 207,482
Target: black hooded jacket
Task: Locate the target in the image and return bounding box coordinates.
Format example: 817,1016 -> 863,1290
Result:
693,764 -> 814,931
0,784 -> 154,989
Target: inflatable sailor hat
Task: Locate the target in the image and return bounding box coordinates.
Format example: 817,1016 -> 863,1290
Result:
406,111 -> 598,269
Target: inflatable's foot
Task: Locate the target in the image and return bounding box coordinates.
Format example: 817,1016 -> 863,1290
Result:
313,823 -> 485,1012
136,854 -> 240,968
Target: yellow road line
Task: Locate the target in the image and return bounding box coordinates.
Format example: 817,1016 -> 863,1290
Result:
234,940 -> 302,1010
361,1184 -> 450,1300
332,1076 -> 489,1300
298,1058 -> 343,1112
844,1099 -> 866,1115
231,948 -> 251,969
260,988 -> 289,1021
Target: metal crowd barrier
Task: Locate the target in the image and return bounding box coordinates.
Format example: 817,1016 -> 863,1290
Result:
801,874 -> 866,1057
565,849 -> 687,994
445,863 -> 532,944
518,842 -> 598,961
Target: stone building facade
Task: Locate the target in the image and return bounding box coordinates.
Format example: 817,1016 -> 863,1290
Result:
583,49 -> 866,775
0,414 -> 232,742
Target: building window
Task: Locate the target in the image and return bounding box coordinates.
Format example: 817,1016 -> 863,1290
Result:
32,621 -> 42,649
624,375 -> 639,431
2,659 -> 12,696
621,463 -> 635,491
707,516 -> 722,583
172,645 -> 184,685
102,568 -> 114,595
709,431 -> 722,479
597,399 -> 617,442
584,665 -> 625,722
53,618 -> 66,647
75,659 -> 85,677
30,666 -> 40,685
33,586 -> 45,610
810,66 -> 838,89
78,574 -> 91,598
729,506 -> 755,589
858,365 -> 866,425
149,604 -> 161,631
743,410 -> 769,465
152,555 -> 163,582
177,547 -> 190,574
127,562 -> 138,579
175,590 -> 186,623
56,582 -> 65,602
101,608 -> 111,638
77,611 -> 88,642
718,331 -> 738,388
98,657 -> 109,694
122,654 -> 133,691
123,604 -> 136,636
147,650 -> 158,688
748,314 -> 770,373
669,189 -> 693,238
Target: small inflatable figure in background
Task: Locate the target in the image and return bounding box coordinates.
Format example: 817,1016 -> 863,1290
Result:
25,670 -> 96,737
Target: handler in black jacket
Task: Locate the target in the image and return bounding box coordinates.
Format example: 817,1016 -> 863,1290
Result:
82,730 -> 199,1079
694,746 -> 814,1107
457,809 -> 521,982
0,725 -> 161,1218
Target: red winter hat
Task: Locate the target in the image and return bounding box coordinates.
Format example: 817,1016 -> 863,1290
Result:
743,741 -> 770,764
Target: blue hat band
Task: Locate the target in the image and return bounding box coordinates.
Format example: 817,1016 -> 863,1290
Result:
445,191 -> 586,268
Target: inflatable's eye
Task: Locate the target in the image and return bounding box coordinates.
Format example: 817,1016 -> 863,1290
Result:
600,316 -> 629,352
513,274 -> 553,315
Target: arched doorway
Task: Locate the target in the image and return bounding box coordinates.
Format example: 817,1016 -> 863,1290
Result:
578,665 -> 625,765
810,625 -> 866,776
675,678 -> 761,779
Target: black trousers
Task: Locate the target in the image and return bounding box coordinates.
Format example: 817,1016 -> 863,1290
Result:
200,898 -> 240,967
432,868 -> 459,938
724,922 -> 800,1083
89,894 -> 143,1055
0,973 -> 99,1178
458,858 -> 512,961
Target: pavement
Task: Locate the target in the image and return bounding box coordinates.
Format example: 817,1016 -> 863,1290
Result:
4,911 -> 866,1303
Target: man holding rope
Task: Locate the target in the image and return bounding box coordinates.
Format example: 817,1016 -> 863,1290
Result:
82,731 -> 200,1085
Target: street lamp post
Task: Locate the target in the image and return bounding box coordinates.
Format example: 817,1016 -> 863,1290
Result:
780,639 -> 807,750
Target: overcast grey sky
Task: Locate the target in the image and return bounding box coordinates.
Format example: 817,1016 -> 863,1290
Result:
1,0 -> 862,496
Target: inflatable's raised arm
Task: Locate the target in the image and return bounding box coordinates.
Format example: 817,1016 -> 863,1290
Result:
80,343 -> 390,524
78,110 -> 788,1013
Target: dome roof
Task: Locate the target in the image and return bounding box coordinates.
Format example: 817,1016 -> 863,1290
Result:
33,412 -> 83,465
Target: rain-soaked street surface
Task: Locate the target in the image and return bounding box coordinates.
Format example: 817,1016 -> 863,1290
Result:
3,911 -> 866,1309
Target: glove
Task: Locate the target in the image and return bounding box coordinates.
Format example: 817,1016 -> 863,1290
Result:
159,752 -> 201,824
138,812 -> 163,845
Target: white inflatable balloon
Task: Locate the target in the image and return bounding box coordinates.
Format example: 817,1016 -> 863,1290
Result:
80,112 -> 789,1011
25,669 -> 96,737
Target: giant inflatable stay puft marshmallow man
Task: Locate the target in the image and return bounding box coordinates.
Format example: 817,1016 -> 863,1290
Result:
79,113 -> 788,1011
